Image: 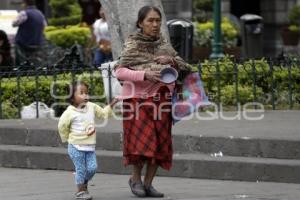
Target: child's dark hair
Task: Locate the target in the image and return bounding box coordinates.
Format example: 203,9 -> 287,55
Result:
68,81 -> 89,105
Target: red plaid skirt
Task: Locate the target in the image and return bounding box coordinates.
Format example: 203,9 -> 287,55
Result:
122,86 -> 173,170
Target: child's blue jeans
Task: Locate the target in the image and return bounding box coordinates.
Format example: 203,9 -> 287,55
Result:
68,144 -> 98,185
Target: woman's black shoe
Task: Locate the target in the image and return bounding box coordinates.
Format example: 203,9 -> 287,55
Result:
144,185 -> 164,198
128,178 -> 146,197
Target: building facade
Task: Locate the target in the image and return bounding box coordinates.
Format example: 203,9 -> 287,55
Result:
223,0 -> 300,57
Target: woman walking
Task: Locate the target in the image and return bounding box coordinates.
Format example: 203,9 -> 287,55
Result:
115,5 -> 191,198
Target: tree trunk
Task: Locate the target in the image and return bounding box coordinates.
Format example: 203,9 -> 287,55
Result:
99,0 -> 169,59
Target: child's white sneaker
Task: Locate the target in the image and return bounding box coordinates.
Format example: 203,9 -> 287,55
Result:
75,191 -> 92,200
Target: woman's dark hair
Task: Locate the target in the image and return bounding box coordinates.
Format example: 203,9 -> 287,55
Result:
67,81 -> 89,105
136,6 -> 162,28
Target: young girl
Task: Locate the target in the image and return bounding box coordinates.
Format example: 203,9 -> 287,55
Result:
58,81 -> 118,200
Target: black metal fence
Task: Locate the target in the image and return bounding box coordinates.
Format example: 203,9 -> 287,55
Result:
0,54 -> 299,119
199,57 -> 300,111
0,45 -> 114,119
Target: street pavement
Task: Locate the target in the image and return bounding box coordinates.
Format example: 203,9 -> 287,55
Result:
1,110 -> 300,140
0,167 -> 299,200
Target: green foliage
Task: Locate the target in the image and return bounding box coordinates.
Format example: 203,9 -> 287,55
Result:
193,0 -> 213,11
193,0 -> 213,22
45,25 -> 91,48
49,0 -> 81,18
198,56 -> 300,108
194,18 -> 239,47
2,59 -> 300,119
44,26 -> 58,32
70,3 -> 82,16
49,0 -> 81,26
220,85 -> 263,105
289,5 -> 300,26
0,72 -> 105,119
1,100 -> 18,119
288,24 -> 300,33
286,4 -> 300,33
48,15 -> 81,26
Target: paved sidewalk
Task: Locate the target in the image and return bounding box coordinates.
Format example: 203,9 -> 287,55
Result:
1,110 -> 300,139
1,167 -> 299,200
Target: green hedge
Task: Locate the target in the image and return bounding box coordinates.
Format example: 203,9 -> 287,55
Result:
45,25 -> 91,48
49,0 -> 81,18
48,15 -> 81,26
1,58 -> 300,119
200,57 -> 300,108
194,18 -> 239,48
48,0 -> 82,27
0,72 -> 105,119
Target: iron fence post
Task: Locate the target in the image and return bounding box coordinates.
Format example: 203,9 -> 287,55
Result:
89,66 -> 94,97
251,60 -> 257,109
216,61 -> 221,111
287,61 -> 293,109
233,62 -> 239,110
108,64 -> 112,103
269,60 -> 275,110
0,78 -> 2,119
35,65 -> 39,118
53,68 -> 58,117
17,69 -> 21,118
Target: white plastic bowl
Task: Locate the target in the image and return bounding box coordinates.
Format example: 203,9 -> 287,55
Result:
160,67 -> 178,84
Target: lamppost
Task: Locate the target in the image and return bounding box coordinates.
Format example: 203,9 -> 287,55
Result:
210,0 -> 224,59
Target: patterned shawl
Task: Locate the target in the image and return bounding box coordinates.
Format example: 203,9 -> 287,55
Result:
117,32 -> 191,73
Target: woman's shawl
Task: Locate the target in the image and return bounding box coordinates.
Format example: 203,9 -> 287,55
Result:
117,32 -> 191,73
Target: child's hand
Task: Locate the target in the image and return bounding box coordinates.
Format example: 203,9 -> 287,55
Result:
86,126 -> 96,136
109,98 -> 120,107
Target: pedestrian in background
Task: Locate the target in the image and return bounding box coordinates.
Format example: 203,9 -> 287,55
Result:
58,81 -> 118,200
12,0 -> 47,65
92,7 -> 112,66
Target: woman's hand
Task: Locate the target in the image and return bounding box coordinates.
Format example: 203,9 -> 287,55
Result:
144,71 -> 161,82
154,55 -> 174,65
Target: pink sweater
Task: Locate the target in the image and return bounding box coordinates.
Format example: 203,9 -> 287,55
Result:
115,68 -> 175,99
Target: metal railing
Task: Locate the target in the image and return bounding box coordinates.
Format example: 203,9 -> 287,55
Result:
198,57 -> 300,111
0,52 -> 299,119
0,45 -> 114,119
